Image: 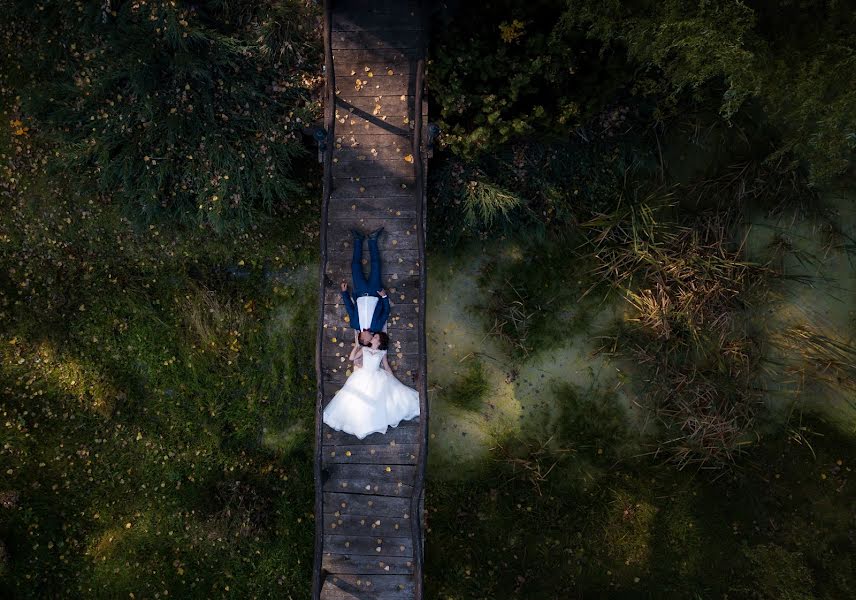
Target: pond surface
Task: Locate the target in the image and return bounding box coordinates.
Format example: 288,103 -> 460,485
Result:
426,191 -> 856,478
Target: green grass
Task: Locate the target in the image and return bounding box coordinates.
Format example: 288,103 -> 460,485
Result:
0,100 -> 319,597
425,410 -> 856,599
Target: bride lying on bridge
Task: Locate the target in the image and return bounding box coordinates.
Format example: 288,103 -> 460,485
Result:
322,330 -> 420,439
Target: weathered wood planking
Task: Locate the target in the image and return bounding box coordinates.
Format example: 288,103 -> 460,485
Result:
322,444 -> 420,465
324,534 -> 414,558
332,12 -> 420,32
316,1 -> 428,598
324,514 -> 412,539
321,422 -> 420,447
322,553 -> 415,576
321,573 -> 416,598
332,29 -> 425,51
331,178 -> 418,200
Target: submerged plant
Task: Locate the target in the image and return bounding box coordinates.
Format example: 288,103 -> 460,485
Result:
770,324 -> 856,409
583,192 -> 775,469
437,357 -> 490,411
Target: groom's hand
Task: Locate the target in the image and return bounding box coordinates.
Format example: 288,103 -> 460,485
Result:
377,289 -> 387,298
341,282 -> 348,292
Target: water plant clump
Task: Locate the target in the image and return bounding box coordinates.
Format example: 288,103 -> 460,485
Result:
579,189 -> 780,469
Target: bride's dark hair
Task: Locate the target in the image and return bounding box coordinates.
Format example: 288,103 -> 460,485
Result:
376,331 -> 389,350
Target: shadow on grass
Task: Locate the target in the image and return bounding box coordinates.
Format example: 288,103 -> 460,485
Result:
425,381 -> 856,599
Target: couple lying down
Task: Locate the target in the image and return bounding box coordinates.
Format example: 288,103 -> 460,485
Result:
322,227 -> 420,440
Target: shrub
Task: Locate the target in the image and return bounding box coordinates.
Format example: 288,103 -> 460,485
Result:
1,0 -> 322,232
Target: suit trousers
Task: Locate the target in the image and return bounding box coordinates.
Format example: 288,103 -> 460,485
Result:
351,237 -> 382,297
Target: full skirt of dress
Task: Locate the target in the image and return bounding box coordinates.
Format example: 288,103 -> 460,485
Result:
322,366 -> 420,439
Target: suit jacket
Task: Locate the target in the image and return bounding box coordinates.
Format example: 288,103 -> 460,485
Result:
341,291 -> 390,332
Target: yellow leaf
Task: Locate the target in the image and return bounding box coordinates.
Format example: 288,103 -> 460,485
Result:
403,154 -> 413,163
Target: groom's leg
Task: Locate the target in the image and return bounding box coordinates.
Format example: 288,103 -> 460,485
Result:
351,237 -> 370,295
367,237 -> 383,291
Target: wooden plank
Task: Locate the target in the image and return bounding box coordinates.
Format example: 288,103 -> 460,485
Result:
332,30 -> 425,50
320,422 -> 420,446
327,217 -> 419,240
322,553 -> 415,576
335,111 -> 413,134
335,143 -> 411,162
332,117 -> 413,137
335,0 -> 419,14
335,95 -> 414,117
322,444 -> 419,465
334,132 -> 411,148
326,197 -> 419,220
324,248 -> 421,271
324,492 -> 412,518
323,534 -> 414,558
323,273 -> 421,303
325,248 -> 420,267
325,215 -> 418,236
333,47 -> 419,61
325,227 -> 418,253
331,177 -> 416,199
322,278 -> 421,302
323,462 -> 416,498
321,573 -> 415,599
324,512 -> 412,537
333,52 -> 416,75
336,72 -> 417,97
333,103 -> 412,135
335,91 -> 413,110
332,13 -> 420,32
332,157 -> 415,178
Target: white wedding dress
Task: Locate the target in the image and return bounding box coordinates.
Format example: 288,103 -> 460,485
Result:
322,348 -> 420,439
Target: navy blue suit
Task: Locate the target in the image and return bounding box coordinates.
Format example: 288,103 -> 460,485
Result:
342,236 -> 390,332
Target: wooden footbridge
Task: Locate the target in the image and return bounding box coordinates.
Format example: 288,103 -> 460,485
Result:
313,0 -> 429,598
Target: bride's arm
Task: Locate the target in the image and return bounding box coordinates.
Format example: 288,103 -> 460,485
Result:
381,353 -> 394,374
349,342 -> 363,363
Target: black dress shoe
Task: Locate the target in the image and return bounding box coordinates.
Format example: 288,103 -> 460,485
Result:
368,226 -> 384,240
351,228 -> 365,241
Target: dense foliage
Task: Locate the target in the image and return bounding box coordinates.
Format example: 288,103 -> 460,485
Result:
429,0 -> 856,183
1,0 -> 322,232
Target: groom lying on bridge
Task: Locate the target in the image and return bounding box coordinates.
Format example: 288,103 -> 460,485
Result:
340,226 -> 389,348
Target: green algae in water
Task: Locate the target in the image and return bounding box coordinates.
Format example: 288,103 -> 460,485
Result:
438,357 -> 490,412
426,238 -> 632,477
738,191 -> 856,432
